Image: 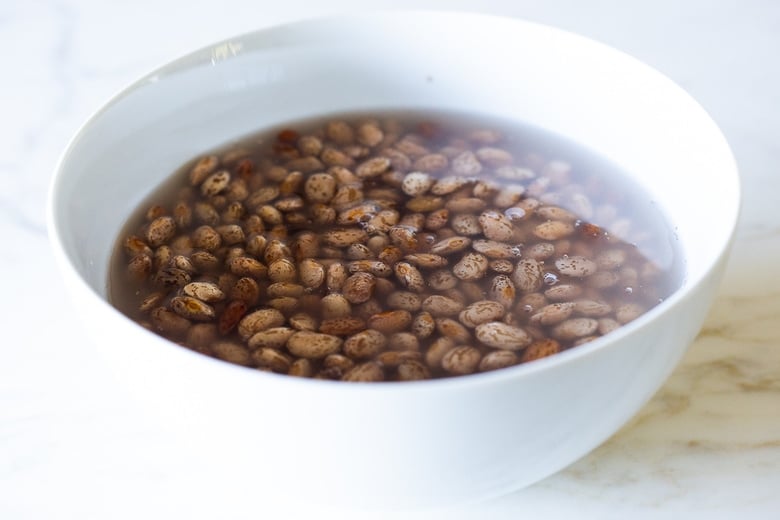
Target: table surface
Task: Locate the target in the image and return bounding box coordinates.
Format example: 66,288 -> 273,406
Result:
2,0 -> 779,518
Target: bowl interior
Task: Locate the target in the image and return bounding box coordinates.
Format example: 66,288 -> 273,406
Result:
51,13 -> 738,306
47,12 -> 740,509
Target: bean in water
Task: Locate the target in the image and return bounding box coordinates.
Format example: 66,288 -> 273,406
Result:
111,110 -> 681,381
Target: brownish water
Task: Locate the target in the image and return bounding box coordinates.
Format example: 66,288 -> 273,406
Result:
109,109 -> 682,380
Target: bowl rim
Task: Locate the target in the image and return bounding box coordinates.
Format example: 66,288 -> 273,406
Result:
47,10 -> 741,393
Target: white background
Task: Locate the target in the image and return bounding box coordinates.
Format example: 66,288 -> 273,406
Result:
2,1 -> 779,518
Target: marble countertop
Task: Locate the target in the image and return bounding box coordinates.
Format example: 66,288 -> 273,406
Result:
2,0 -> 779,518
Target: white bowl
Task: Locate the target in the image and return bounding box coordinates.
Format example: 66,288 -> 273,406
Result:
48,12 -> 739,510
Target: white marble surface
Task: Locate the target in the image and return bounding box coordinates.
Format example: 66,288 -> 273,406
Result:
2,0 -> 779,518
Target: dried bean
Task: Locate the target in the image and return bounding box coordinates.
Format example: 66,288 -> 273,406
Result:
555,255 -> 598,277
520,338 -> 561,363
377,350 -> 422,367
156,267 -> 191,288
356,157 -> 391,178
227,257 -> 267,279
425,337 -> 455,369
537,206 -> 577,222
323,228 -> 369,248
127,254 -> 153,281
517,293 -> 548,314
344,329 -> 387,359
357,122 -> 384,147
401,172 -> 433,196
586,270 -> 620,289
489,259 -> 514,273
405,196 -> 444,213
189,155 -> 219,185
323,354 -> 355,373
268,296 -> 298,315
397,360 -> 431,381
304,173 -> 337,203
422,295 -> 465,317
475,321 -> 532,350
494,187 -> 525,208
388,332 -> 420,352
252,347 -> 292,372
216,224 -> 245,245
287,331 -> 343,359
368,310 -> 413,334
412,153 -> 448,173
151,307 -> 191,337
430,236 -> 471,255
285,157 -> 323,174
186,323 -> 218,353
146,216 -> 176,247
194,202 -> 220,226
326,262 -> 348,292
298,135 -> 323,156
615,303 -> 645,324
452,252 -> 489,281
451,214 -> 482,236
476,147 -> 513,167
451,150 -> 482,176
321,147 -> 354,167
248,327 -> 296,350
424,209 -> 450,230
534,220 -> 575,240
479,350 -> 519,371
489,275 -> 516,309
138,291 -> 166,313
393,262 -> 425,292
238,308 -> 285,340
258,205 -> 284,225
212,341 -> 251,366
201,170 -> 231,197
326,120 -> 355,145
471,239 -> 518,259
183,281 -> 225,303
289,358 -> 313,377
342,272 -> 376,303
411,312 -> 436,339
290,313 -> 319,332
266,282 -> 304,299
348,260 -> 392,277
436,318 -> 471,343
445,197 -> 487,214
530,302 -> 575,325
551,318 -> 599,341
512,258 -> 544,293
320,317 -> 366,336
387,291 -> 423,312
321,293 -> 352,319
574,299 -> 612,317
479,210 -> 514,241
403,253 -> 448,268
218,300 -> 247,335
267,259 -> 297,283
525,242 -> 555,261
442,346 -> 482,375
544,283 -> 583,301
459,300 -> 506,328
598,318 -> 621,335
342,362 -> 384,382
124,236 -> 153,258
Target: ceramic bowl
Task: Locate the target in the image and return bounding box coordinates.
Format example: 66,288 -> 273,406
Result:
48,12 -> 739,510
